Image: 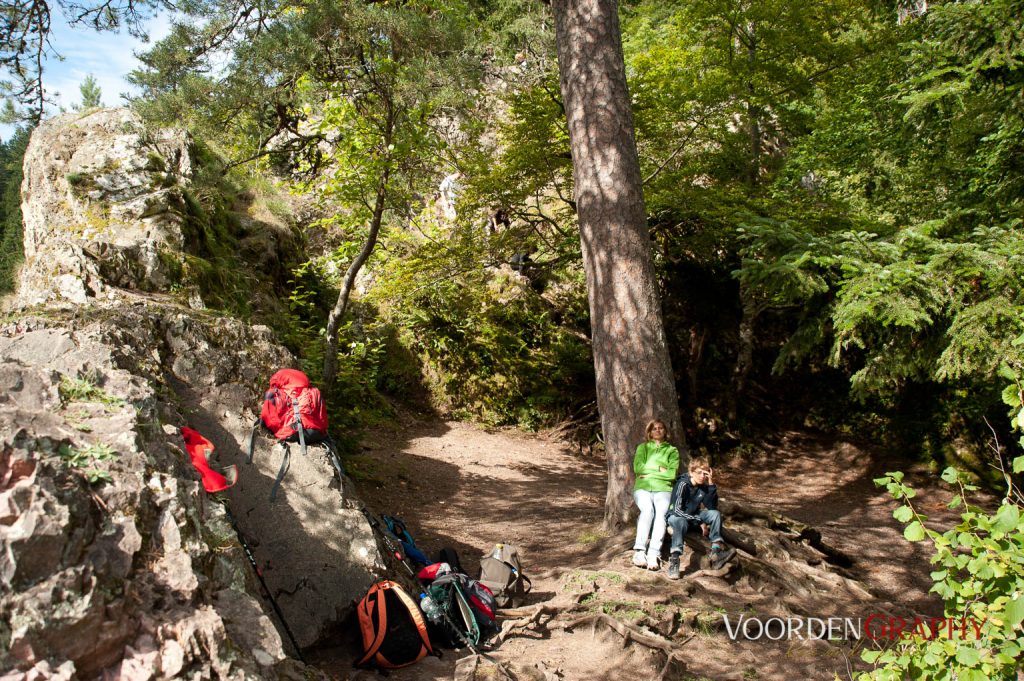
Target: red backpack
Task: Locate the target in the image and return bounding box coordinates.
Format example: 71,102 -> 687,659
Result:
245,369 -> 332,500
260,369 -> 328,440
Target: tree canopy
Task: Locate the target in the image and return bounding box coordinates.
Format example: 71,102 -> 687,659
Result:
3,1 -> 1023,672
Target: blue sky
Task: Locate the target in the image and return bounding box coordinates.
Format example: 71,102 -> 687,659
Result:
1,11 -> 172,142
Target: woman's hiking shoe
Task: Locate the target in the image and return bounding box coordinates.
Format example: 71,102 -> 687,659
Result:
667,554 -> 681,580
632,550 -> 647,568
646,554 -> 660,571
710,547 -> 736,570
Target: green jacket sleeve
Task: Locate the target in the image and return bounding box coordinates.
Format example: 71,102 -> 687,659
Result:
667,445 -> 680,480
633,442 -> 649,474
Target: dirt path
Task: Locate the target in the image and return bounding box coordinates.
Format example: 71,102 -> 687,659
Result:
317,415 -> 964,681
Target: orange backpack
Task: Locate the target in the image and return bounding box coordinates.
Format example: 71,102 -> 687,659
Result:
356,581 -> 434,669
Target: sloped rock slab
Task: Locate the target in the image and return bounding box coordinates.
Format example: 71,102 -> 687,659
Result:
230,437 -> 379,649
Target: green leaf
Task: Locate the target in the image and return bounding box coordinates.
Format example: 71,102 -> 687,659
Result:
948,495 -> 963,509
905,521 -> 926,542
991,504 -> 1020,535
894,505 -> 914,522
1002,383 -> 1022,408
1005,595 -> 1024,628
955,646 -> 980,666
941,466 -> 959,484
1013,456 -> 1024,474
861,650 -> 882,663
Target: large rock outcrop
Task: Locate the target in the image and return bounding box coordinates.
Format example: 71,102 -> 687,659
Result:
18,109 -> 194,306
1,111 -> 382,679
16,108 -> 297,311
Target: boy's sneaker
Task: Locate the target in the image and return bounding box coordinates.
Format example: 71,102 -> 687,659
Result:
710,547 -> 736,570
667,554 -> 681,580
646,554 -> 660,571
632,550 -> 647,568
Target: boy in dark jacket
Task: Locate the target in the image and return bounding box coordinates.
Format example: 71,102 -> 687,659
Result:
664,457 -> 736,579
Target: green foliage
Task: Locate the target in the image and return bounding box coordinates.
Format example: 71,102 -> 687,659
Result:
161,141 -> 294,319
75,75 -> 102,110
283,257 -> 410,431
0,127 -> 29,295
58,442 -> 117,483
722,0 -> 1024,450
59,375 -> 127,410
366,217 -> 592,427
113,0 -> 1024,459
865,468 -> 1024,680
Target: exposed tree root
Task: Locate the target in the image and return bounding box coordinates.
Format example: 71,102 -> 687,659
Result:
558,612 -> 675,653
494,604 -> 581,646
724,501 -> 855,568
556,613 -> 691,680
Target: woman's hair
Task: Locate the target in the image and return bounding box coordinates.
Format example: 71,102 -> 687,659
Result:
688,456 -> 710,474
644,419 -> 669,441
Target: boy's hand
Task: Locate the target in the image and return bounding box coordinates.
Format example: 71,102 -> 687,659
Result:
707,468 -> 714,485
701,523 -> 710,537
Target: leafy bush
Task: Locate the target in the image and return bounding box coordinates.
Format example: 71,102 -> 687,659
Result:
863,376 -> 1024,680
866,468 -> 1023,680
59,374 -> 127,409
379,265 -> 592,428
282,258 -> 404,435
58,442 -> 117,483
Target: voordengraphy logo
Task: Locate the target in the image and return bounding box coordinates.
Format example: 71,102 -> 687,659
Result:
722,614 -> 987,641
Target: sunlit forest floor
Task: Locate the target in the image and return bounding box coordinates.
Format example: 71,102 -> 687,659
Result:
308,415 -> 966,681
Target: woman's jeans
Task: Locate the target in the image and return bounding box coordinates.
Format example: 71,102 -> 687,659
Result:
633,490 -> 672,557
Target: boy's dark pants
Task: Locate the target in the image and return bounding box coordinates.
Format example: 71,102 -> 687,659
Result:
666,509 -> 723,554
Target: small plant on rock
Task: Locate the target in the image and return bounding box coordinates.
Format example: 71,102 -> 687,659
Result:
59,442 -> 117,483
58,374 -> 126,409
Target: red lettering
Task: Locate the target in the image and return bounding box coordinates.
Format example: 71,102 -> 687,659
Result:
910,617 -> 931,640
970,618 -> 985,640
889,617 -> 907,641
864,614 -> 886,640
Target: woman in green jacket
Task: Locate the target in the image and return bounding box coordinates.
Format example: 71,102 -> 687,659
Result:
632,419 -> 679,570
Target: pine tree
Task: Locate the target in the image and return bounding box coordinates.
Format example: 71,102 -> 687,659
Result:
552,0 -> 683,527
76,75 -> 102,110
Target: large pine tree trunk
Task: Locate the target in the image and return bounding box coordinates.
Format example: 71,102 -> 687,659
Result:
551,0 -> 684,528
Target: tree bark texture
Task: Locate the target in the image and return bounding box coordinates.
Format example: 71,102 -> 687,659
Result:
551,0 -> 684,528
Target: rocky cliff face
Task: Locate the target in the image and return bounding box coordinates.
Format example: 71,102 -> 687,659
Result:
15,108 -> 297,313
1,110 -> 380,680
18,109 -> 195,306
